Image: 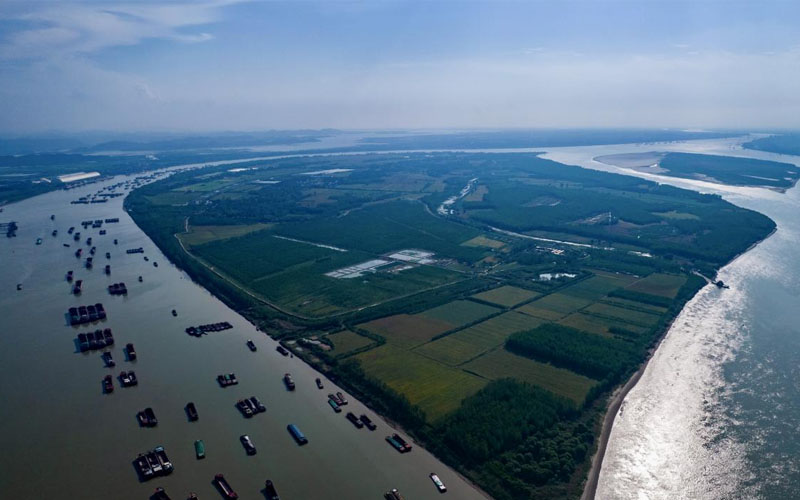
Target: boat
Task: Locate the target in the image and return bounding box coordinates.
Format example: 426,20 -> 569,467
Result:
146,451 -> 163,475
120,371 -> 131,386
316,378 -> 323,389
105,252 -> 110,259
102,375 -> 113,393
430,473 -> 447,492
328,398 -> 342,413
386,433 -> 412,453
126,343 -> 137,360
283,373 -> 295,391
152,487 -> 170,500
336,392 -> 348,405
138,276 -> 143,282
36,237 -> 42,245
186,402 -> 198,421
113,239 -> 118,245
194,439 -> 205,459
236,399 -> 254,418
287,424 -> 308,445
74,232 -> 80,241
66,270 -> 73,282
72,279 -> 83,295
213,474 -> 238,499
90,246 -> 96,255
96,303 -> 106,319
172,309 -> 177,317
85,257 -> 93,269
154,446 -> 173,474
246,339 -> 257,351
249,396 -> 266,413
188,494 -> 198,500
276,345 -> 289,356
16,283 -> 22,291
127,371 -> 138,386
144,256 -> 149,261
63,243 -> 70,247
360,414 -> 377,431
346,412 -> 364,429
384,489 -> 405,500
240,434 -> 256,455
75,248 -> 82,258
153,262 -> 158,267
68,227 -> 74,234
264,480 -> 280,500
134,454 -> 153,479
86,237 -> 92,246
102,351 -> 115,367
145,407 -> 158,426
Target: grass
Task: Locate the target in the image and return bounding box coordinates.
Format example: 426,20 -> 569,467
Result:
461,235 -> 506,249
358,314 -> 454,349
179,223 -> 272,247
356,344 -> 487,421
414,312 -> 543,366
327,330 -> 375,356
462,348 -> 598,403
626,273 -> 687,298
472,285 -> 539,307
418,300 -> 500,326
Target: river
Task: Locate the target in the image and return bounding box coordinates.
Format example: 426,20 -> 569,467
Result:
0,170 -> 487,499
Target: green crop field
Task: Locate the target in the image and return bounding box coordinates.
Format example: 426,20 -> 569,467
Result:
558,312 -> 648,336
626,273 -> 687,298
418,299 -> 500,326
461,235 -> 506,248
414,312 -> 543,366
327,330 -> 376,356
560,273 -> 636,300
472,285 -> 539,307
583,302 -> 662,327
358,314 -> 454,348
356,345 -> 487,421
179,223 -> 272,247
462,348 -> 598,403
526,293 -> 594,315
515,304 -> 567,321
600,297 -> 668,315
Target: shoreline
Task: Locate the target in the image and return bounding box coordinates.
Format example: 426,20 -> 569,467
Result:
580,223 -> 779,500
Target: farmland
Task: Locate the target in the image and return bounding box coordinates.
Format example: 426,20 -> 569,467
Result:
126,150 -> 776,500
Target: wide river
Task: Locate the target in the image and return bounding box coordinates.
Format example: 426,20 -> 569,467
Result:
0,169 -> 487,499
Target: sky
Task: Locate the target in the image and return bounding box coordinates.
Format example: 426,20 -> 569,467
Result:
1,0 -> 799,133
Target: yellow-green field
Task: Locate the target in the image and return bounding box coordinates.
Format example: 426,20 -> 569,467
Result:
414,312 -> 542,366
179,223 -> 272,247
461,235 -> 506,248
358,314 -> 454,349
626,273 -> 687,298
560,273 -> 636,300
462,348 -> 598,403
472,285 -> 539,307
356,345 -> 487,421
418,300 -> 500,326
327,330 -> 376,355
583,303 -> 662,327
526,293 -> 594,315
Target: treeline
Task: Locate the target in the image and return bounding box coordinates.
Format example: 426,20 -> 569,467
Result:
506,324 -> 636,379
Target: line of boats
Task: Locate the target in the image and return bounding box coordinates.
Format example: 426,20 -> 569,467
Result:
76,328 -> 114,351
137,407 -> 159,427
184,321 -> 233,337
236,396 -> 266,418
133,445 -> 173,480
217,373 -> 239,387
108,282 -> 128,295
68,303 -> 106,325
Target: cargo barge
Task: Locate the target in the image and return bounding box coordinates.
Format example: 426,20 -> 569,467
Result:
213,474 -> 239,499
287,424 -> 308,445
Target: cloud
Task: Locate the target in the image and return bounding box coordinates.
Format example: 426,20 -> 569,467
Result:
0,1 -> 237,60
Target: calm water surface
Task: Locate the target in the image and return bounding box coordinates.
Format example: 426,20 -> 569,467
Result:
0,171 -> 487,500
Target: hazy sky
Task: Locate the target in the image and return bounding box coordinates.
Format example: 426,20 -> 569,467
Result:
1,0 -> 799,133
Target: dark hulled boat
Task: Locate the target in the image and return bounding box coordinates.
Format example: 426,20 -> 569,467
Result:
316,377 -> 323,389
102,375 -> 113,393
126,343 -> 137,360
185,402 -> 198,421
346,412 -> 364,429
213,474 -> 239,499
283,373 -> 295,391
134,454 -> 153,479
264,480 -> 280,500
360,414 -> 377,431
246,339 -> 257,351
240,434 -> 256,455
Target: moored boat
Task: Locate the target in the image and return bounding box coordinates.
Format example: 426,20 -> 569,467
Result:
146,451 -> 163,475
336,391 -> 348,405
264,480 -> 280,500
249,396 -> 266,413
328,398 -> 342,413
102,375 -> 113,393
240,434 -> 256,455
194,439 -> 205,459
186,402 -> 198,421
276,345 -> 289,356
154,446 -> 173,474
430,473 -> 447,492
346,412 -> 364,429
126,343 -> 137,360
236,399 -> 253,418
316,377 -> 323,389
102,351 -> 115,367
246,339 -> 256,351
134,454 -> 153,479
360,414 -> 377,431
152,487 -> 170,500
386,433 -> 412,453
213,474 -> 238,499
287,424 -> 308,445
283,373 -> 295,391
